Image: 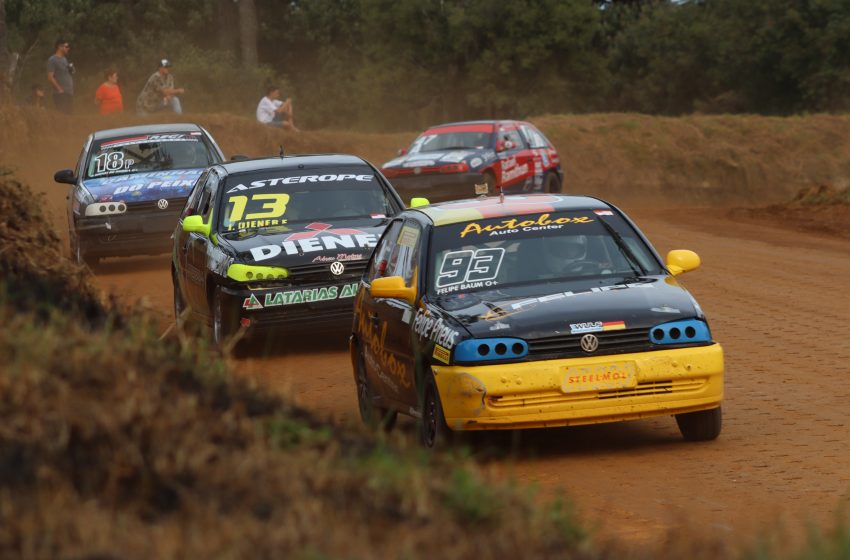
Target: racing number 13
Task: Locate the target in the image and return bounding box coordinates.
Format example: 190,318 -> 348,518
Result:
227,194 -> 290,222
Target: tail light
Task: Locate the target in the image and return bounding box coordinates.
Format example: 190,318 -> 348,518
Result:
440,162 -> 469,174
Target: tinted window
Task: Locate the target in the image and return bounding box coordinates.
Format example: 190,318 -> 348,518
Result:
85,132 -> 218,179
429,210 -> 663,296
218,166 -> 398,233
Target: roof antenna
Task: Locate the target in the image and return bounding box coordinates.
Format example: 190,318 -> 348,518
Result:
279,144 -> 285,158
499,185 -> 505,204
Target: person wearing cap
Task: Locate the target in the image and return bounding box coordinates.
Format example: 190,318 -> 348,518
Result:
136,58 -> 184,115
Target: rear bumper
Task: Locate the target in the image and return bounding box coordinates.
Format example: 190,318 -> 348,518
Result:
433,344 -> 724,431
76,210 -> 181,257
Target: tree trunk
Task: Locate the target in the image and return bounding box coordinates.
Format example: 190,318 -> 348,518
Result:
237,0 -> 258,68
0,0 -> 10,103
218,0 -> 239,55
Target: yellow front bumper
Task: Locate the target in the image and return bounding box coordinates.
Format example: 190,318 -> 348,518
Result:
433,344 -> 723,431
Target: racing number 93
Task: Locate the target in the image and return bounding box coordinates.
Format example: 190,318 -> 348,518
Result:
226,193 -> 290,224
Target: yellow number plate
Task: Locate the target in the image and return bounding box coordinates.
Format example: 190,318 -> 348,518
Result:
561,361 -> 638,393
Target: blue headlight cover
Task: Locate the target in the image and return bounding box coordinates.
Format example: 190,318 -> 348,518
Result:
453,337 -> 529,363
649,318 -> 712,345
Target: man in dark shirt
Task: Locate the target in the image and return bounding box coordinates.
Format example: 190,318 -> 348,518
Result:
46,39 -> 74,114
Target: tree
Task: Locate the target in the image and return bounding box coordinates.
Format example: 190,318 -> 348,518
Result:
0,0 -> 10,102
237,0 -> 258,67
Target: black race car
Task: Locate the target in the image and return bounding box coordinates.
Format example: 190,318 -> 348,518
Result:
351,195 -> 724,447
54,123 -> 225,266
172,154 -> 426,346
381,120 -> 563,202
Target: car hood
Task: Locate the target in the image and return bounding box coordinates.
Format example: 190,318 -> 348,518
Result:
431,277 -> 701,340
382,148 -> 496,171
81,168 -> 205,202
220,217 -> 389,268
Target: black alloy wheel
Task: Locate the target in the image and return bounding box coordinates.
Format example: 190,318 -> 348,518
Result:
355,353 -> 397,431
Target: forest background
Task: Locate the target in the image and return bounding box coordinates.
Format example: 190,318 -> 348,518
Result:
1,0 -> 849,131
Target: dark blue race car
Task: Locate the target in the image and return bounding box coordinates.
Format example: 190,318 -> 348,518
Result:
54,123 -> 225,266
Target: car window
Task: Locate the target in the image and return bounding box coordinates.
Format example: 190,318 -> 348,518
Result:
218,166 -> 397,234
497,128 -> 525,151
85,132 -> 217,179
198,172 -> 219,220
520,125 -> 549,149
368,220 -> 404,282
181,170 -> 209,218
429,210 -> 664,296
386,220 -> 422,288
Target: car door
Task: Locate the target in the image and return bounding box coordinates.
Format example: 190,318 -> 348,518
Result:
359,219 -> 423,409
175,170 -> 207,298
182,170 -> 219,311
496,123 -> 533,192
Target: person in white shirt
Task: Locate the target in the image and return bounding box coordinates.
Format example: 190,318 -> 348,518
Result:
256,86 -> 298,131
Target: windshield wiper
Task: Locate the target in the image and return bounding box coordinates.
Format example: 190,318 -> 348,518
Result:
595,216 -> 646,277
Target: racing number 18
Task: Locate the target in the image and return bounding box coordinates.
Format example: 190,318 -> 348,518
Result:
226,193 -> 290,222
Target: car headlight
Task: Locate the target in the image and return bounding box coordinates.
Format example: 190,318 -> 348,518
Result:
453,337 -> 529,364
84,202 -> 127,216
227,263 -> 289,281
649,318 -> 711,345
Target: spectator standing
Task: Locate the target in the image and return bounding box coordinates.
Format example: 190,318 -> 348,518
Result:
256,86 -> 298,131
136,58 -> 184,115
95,68 -> 124,115
46,39 -> 74,114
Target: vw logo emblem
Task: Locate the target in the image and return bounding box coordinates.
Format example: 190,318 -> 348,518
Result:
580,334 -> 599,353
330,261 -> 345,276
157,199 -> 169,210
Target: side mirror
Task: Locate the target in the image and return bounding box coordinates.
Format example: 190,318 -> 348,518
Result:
183,214 -> 211,237
230,154 -> 249,161
666,249 -> 700,276
371,276 -> 416,304
397,148 -> 408,156
409,197 -> 430,208
54,169 -> 76,184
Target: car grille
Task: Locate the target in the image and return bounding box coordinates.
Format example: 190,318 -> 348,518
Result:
526,328 -> 653,359
285,260 -> 368,284
124,197 -> 187,213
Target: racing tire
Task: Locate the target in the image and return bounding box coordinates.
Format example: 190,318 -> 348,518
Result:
420,376 -> 452,448
212,285 -> 239,349
675,406 -> 722,441
355,352 -> 397,431
173,272 -> 190,329
544,172 -> 561,194
71,234 -> 99,269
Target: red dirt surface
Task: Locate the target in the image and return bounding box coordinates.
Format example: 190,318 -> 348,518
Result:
12,110 -> 850,551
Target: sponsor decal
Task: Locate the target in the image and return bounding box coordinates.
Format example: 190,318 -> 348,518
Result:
311,253 -> 365,263
436,248 -> 504,295
488,321 -> 510,331
540,150 -> 550,167
594,210 -> 614,216
403,160 -> 435,168
100,133 -> 198,149
507,283 -> 655,310
459,213 -> 594,238
243,294 -> 263,310
569,321 -> 626,334
226,174 -> 374,193
250,223 -> 378,261
356,295 -> 411,388
370,213 -> 386,219
440,151 -> 469,163
432,345 -> 451,364
398,225 -> 420,248
401,308 -> 413,324
244,283 -> 359,309
502,163 -> 530,183
470,157 -> 483,168
413,309 -> 460,349
650,306 -> 681,314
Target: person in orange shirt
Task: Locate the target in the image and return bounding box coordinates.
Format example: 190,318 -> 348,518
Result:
95,67 -> 123,115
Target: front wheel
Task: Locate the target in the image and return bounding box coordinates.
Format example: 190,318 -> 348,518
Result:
71,234 -> 99,269
420,376 -> 451,448
676,406 -> 722,441
212,285 -> 239,348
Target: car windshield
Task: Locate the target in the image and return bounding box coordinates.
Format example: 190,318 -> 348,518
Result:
428,209 -> 664,296
218,167 -> 396,234
85,132 -> 217,179
409,130 -> 493,154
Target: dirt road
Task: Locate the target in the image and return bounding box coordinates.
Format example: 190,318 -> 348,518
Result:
78,206 -> 850,549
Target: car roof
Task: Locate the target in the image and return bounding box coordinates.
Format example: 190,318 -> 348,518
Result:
90,123 -> 205,140
414,194 -> 611,227
425,119 -> 529,130
216,154 -> 370,175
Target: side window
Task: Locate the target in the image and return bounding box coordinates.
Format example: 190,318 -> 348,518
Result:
497,127 -> 525,151
368,220 -> 403,282
521,125 -> 548,149
389,220 -> 422,288
181,170 -> 209,218
198,172 -> 220,220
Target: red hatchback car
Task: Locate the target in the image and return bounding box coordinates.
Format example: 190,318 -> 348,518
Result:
381,120 -> 562,203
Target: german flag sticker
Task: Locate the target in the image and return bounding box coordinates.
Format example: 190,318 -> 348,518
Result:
602,321 -> 626,331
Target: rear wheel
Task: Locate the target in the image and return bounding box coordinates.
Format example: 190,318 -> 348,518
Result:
355,353 -> 397,431
420,376 -> 451,448
544,172 -> 561,193
676,406 -> 722,441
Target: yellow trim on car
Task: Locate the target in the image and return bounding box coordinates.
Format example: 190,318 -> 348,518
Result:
432,344 -> 723,431
226,263 -> 289,282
